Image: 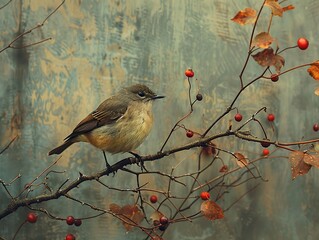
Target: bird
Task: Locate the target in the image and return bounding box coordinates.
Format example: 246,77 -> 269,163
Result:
48,84 -> 164,169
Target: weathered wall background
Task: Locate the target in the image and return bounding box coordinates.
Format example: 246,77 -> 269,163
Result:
1,0 -> 319,239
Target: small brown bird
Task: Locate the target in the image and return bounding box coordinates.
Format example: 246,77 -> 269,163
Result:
48,84 -> 164,168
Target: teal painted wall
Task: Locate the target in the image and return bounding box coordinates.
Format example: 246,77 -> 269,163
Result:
1,1 -> 319,239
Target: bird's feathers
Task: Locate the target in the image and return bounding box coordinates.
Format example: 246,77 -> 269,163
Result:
64,97 -> 128,140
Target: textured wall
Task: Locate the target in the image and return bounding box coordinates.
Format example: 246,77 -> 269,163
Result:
1,0 -> 319,239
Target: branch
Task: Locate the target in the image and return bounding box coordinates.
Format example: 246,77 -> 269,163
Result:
0,0 -> 65,54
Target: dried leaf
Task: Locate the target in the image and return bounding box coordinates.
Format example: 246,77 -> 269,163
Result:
282,5 -> 295,12
252,32 -> 274,49
231,8 -> 257,25
150,211 -> 164,222
265,0 -> 283,16
202,141 -> 217,156
234,152 -> 248,168
303,152 -> 319,168
307,61 -> 319,80
314,87 -> 319,96
252,48 -> 285,73
314,143 -> 319,152
289,151 -> 312,180
219,165 -> 229,173
200,200 -> 224,221
109,204 -> 145,231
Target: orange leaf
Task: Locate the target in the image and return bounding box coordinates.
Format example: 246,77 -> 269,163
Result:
252,48 -> 285,73
109,204 -> 145,231
282,4 -> 295,12
200,200 -> 224,221
289,151 -> 312,180
303,152 -> 319,168
252,32 -> 274,49
231,8 -> 257,25
234,152 -> 248,168
265,0 -> 283,16
219,165 -> 229,173
307,61 -> 319,80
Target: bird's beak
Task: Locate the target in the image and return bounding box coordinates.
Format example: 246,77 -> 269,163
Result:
152,95 -> 165,100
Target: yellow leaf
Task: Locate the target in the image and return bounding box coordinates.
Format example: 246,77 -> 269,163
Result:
252,32 -> 274,49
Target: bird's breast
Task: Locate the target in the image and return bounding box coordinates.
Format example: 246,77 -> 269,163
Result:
85,101 -> 154,153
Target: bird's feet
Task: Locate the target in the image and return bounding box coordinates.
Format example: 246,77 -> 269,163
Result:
129,151 -> 147,172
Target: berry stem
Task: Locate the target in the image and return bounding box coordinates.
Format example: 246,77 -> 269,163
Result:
12,220 -> 27,240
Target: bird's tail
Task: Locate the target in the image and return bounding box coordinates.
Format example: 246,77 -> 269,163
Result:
48,140 -> 74,155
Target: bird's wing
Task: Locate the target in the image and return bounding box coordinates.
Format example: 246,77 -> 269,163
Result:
64,97 -> 128,140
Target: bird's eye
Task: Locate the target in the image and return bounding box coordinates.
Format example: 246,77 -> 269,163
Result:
138,91 -> 146,98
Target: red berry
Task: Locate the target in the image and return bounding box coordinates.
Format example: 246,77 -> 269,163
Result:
185,68 -> 194,78
196,93 -> 203,101
313,123 -> 319,132
159,216 -> 169,225
261,139 -> 271,148
65,233 -> 76,240
27,212 -> 38,223
186,130 -> 194,138
150,195 -> 158,203
200,191 -> 210,200
270,74 -> 279,82
234,113 -> 243,122
74,219 -> 82,226
297,37 -> 309,50
262,148 -> 270,156
66,216 -> 75,225
267,113 -> 275,122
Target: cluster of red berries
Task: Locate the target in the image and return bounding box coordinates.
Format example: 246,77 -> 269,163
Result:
234,113 -> 275,123
65,216 -> 82,239
66,216 -> 82,226
153,216 -> 169,231
26,213 -> 76,239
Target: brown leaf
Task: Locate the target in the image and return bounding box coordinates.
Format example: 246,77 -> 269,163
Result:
202,141 -> 217,156
231,8 -> 257,25
219,165 -> 229,173
282,5 -> 295,12
200,200 -> 224,221
289,151 -> 312,180
252,48 -> 285,73
307,61 -> 319,80
265,0 -> 283,16
303,152 -> 319,168
234,152 -> 248,168
252,32 -> 274,49
109,204 -> 145,231
314,87 -> 319,96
